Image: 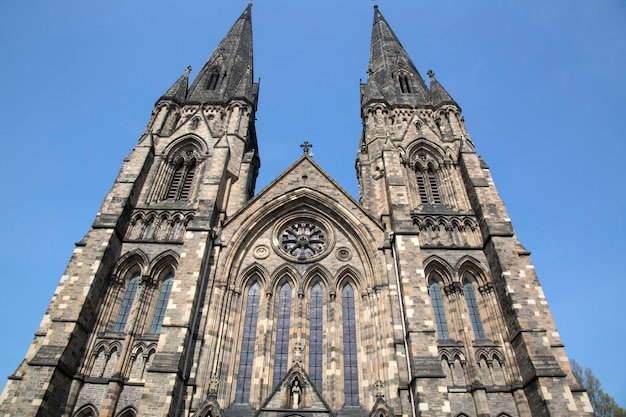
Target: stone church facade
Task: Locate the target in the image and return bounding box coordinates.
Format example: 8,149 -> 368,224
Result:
0,5 -> 592,417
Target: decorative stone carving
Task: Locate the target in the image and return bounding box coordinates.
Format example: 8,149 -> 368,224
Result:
336,247 -> 352,261
253,245 -> 269,259
207,377 -> 219,400
292,341 -> 303,365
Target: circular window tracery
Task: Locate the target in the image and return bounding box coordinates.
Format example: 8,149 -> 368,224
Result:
273,215 -> 334,263
281,222 -> 326,260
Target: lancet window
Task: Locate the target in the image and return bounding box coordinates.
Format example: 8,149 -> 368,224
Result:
113,273 -> 140,333
309,283 -> 323,390
232,272 -> 365,407
149,273 -> 174,333
273,283 -> 292,388
166,157 -> 197,200
399,74 -> 411,93
463,279 -> 485,339
342,284 -> 359,406
416,164 -> 442,205
104,252 -> 178,338
428,278 -> 449,339
206,70 -> 221,90
235,282 -> 261,403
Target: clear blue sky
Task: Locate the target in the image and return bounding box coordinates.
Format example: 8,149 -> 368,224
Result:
0,0 -> 624,407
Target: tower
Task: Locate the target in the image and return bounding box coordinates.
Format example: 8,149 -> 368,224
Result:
0,5 -> 591,417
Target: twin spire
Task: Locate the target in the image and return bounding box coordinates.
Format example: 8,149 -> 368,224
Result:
158,3 -> 257,107
361,5 -> 457,109
158,4 -> 456,110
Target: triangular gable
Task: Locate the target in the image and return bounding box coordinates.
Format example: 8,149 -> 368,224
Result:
367,395 -> 395,417
192,398 -> 226,417
256,364 -> 334,417
225,155 -> 381,231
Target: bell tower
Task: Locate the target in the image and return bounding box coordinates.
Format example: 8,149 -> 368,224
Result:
357,6 -> 591,417
0,5 -> 258,417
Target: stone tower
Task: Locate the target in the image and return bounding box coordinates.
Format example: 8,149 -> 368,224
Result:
0,5 -> 591,417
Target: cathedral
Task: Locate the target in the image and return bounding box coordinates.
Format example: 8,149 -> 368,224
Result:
0,5 -> 593,417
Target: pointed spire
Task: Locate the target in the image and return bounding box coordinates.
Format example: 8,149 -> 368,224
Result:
428,70 -> 459,108
186,4 -> 258,106
158,66 -> 191,105
361,6 -> 429,108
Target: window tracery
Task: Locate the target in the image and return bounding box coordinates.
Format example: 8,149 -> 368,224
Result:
148,141 -> 205,203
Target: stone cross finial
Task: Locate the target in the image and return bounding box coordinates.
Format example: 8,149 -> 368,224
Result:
300,141 -> 313,155
185,66 -> 192,75
374,380 -> 385,398
427,69 -> 435,79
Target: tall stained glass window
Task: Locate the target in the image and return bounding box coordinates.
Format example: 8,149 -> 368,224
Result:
113,273 -> 140,333
309,283 -> 323,389
428,279 -> 449,339
273,283 -> 292,388
149,273 -> 174,333
235,282 -> 261,403
463,279 -> 485,339
342,284 -> 359,406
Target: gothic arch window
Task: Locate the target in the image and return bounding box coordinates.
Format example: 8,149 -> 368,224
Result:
167,157 -> 197,200
463,279 -> 486,339
342,284 -> 359,406
273,282 -> 293,388
415,163 -> 442,205
428,278 -> 449,339
309,283 -> 323,390
149,272 -> 174,333
167,160 -> 185,199
149,140 -> 204,203
399,73 -> 411,93
113,272 -> 141,333
235,282 -> 261,403
206,69 -> 221,90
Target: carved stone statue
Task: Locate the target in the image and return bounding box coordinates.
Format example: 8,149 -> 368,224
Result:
291,379 -> 301,409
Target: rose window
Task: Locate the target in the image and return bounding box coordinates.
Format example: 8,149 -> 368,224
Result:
280,222 -> 326,260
